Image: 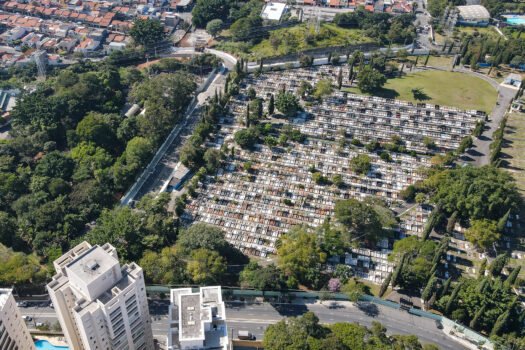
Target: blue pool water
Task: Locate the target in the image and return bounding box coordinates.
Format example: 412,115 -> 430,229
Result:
507,17 -> 525,25
34,340 -> 69,350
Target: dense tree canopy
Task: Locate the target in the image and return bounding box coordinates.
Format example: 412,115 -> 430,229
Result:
334,199 -> 384,244
129,18 -> 166,47
357,66 -> 387,93
192,0 -> 230,28
263,312 -> 430,350
389,236 -> 438,289
424,166 -> 521,221
275,91 -> 300,116
277,227 -> 326,287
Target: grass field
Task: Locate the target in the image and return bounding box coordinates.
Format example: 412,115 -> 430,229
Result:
344,70 -> 497,113
456,26 -> 501,39
214,22 -> 372,59
501,112 -> 525,278
502,113 -> 525,195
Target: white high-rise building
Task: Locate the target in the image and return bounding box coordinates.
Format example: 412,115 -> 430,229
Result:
167,286 -> 228,350
46,241 -> 154,350
0,288 -> 35,350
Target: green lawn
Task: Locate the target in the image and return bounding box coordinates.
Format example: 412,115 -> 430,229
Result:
456,26 -> 501,40
502,113 -> 525,196
344,70 -> 497,113
214,22 -> 372,59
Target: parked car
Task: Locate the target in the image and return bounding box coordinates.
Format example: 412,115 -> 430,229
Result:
238,331 -> 256,340
435,320 -> 443,329
36,322 -> 44,327
17,301 -> 27,307
22,316 -> 32,321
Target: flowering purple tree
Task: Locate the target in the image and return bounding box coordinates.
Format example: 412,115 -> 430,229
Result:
328,278 -> 342,292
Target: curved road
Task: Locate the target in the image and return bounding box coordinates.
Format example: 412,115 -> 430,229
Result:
414,66 -> 516,167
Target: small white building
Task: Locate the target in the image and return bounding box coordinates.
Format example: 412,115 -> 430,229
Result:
261,2 -> 289,22
0,288 -> 35,350
167,286 -> 228,350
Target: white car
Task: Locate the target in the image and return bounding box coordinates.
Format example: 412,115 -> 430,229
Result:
22,316 -> 32,321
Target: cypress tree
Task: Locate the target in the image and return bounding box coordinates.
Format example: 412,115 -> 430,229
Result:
348,61 -> 354,82
446,211 -> 458,233
268,95 -> 274,115
337,68 -> 343,90
489,253 -> 509,277
392,253 -> 406,288
415,55 -> 419,66
422,214 -> 436,241
504,265 -> 521,288
246,104 -> 250,127
429,262 -> 438,278
491,309 -> 510,336
439,277 -> 452,298
476,278 -> 489,294
469,305 -> 485,330
461,37 -> 470,57
225,75 -> 230,92
497,209 -> 510,233
478,259 -> 487,278
379,272 -> 392,298
259,58 -> 263,71
424,53 -> 430,66
422,276 -> 438,301
445,282 -> 462,315
327,52 -> 332,65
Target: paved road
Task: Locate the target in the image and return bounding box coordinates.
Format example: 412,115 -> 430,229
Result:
21,299 -> 466,349
133,68 -> 229,201
128,48 -> 236,204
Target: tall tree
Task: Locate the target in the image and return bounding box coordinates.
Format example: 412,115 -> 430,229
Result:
129,18 -> 165,47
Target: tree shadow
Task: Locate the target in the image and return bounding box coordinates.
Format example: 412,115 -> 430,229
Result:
271,302 -> 309,317
372,88 -> 400,99
356,301 -> 379,317
411,87 -> 430,101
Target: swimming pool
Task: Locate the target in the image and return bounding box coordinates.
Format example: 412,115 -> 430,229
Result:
34,340 -> 69,350
506,17 -> 525,25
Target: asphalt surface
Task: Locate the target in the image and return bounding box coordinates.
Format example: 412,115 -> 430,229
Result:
462,84 -> 516,167
20,299 -> 466,349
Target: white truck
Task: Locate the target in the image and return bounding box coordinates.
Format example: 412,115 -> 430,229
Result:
238,331 -> 255,340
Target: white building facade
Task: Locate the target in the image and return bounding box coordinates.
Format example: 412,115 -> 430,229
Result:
46,242 -> 154,350
168,286 -> 228,350
0,288 -> 35,350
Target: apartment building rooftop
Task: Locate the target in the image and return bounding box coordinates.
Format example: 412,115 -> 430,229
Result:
65,244 -> 118,284
168,286 -> 228,350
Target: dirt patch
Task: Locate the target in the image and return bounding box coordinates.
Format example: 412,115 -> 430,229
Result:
136,57 -> 183,70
